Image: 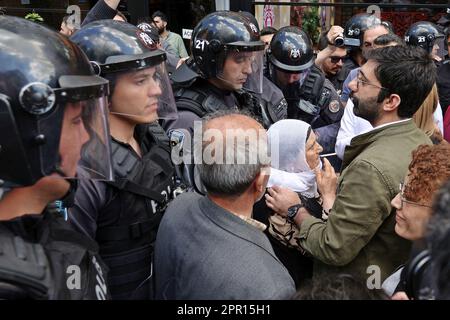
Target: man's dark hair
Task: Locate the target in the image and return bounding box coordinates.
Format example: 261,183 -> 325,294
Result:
373,33 -> 404,47
260,26 -> 277,36
367,45 -> 436,118
317,27 -> 331,51
152,10 -> 168,23
137,16 -> 153,25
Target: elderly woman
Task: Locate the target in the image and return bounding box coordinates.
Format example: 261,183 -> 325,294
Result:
383,143 -> 450,299
253,119 -> 337,288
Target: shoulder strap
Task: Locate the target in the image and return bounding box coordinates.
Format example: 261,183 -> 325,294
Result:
111,178 -> 166,203
146,122 -> 171,153
301,65 -> 325,105
109,139 -> 140,179
174,87 -> 209,118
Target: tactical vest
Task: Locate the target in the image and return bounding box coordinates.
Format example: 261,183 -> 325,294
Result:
0,211 -> 109,300
174,79 -> 285,128
284,65 -> 342,126
95,123 -> 175,300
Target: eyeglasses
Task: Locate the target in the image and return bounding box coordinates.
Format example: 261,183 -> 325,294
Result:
329,56 -> 346,64
398,182 -> 432,209
355,71 -> 389,91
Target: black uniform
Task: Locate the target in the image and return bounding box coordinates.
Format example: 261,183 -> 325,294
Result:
266,27 -> 344,169
166,11 -> 285,132
0,211 -> 109,300
0,15 -> 112,300
166,72 -> 286,132
70,20 -> 180,299
282,65 -> 343,169
70,123 -> 175,300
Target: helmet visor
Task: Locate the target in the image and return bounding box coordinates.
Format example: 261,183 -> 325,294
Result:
434,36 -> 447,60
270,64 -> 311,93
40,76 -> 114,181
216,49 -> 265,94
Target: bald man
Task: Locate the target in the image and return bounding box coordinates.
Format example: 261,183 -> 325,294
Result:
154,111 -> 295,300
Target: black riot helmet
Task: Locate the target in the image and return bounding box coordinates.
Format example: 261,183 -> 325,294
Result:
191,11 -> 265,93
343,13 -> 381,47
0,15 -> 113,187
268,26 -> 314,72
70,20 -> 177,120
405,21 -> 445,54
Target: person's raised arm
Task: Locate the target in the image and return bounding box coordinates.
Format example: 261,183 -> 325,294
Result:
81,0 -> 120,27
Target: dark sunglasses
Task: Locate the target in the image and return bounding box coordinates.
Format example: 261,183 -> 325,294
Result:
330,56 -> 346,64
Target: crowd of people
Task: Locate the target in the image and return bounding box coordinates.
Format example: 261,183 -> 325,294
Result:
0,0 -> 449,300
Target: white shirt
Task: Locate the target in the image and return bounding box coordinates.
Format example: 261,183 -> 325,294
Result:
335,99 -> 444,160
335,99 -> 372,160
434,102 -> 444,134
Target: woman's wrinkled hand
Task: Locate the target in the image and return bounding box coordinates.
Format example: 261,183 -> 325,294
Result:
315,158 -> 337,211
265,185 -> 301,216
315,158 -> 337,198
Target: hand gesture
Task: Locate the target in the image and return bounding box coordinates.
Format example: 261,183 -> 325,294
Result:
265,186 -> 301,216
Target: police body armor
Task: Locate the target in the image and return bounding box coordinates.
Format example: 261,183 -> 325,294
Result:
95,123 -> 175,300
174,77 -> 285,128
0,211 -> 109,300
286,65 -> 344,170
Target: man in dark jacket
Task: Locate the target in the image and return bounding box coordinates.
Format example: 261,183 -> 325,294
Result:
155,111 -> 295,299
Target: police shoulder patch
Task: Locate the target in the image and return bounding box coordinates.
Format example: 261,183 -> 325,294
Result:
328,100 -> 341,113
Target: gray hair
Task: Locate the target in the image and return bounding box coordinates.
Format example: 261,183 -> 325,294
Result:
197,110 -> 268,197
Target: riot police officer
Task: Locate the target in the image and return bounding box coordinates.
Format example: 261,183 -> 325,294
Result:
266,26 -> 343,166
70,20 -> 177,300
343,13 -> 381,70
0,15 -> 112,299
165,11 -> 284,132
405,21 -> 446,65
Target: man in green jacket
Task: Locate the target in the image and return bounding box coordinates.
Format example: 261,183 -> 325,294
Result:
266,45 -> 435,284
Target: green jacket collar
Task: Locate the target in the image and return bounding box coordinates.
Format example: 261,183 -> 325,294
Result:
342,119 -> 416,169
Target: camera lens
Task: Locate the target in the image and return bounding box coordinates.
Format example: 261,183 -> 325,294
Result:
335,36 -> 344,47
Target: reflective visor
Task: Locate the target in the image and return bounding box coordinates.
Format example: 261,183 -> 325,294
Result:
217,50 -> 265,94
40,75 -> 113,181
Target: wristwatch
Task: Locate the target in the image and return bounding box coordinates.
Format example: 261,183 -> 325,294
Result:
287,203 -> 303,223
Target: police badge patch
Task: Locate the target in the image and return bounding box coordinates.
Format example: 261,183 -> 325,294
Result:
328,100 -> 341,113
290,48 -> 301,61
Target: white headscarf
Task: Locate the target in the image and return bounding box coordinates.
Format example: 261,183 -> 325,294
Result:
267,119 -> 320,198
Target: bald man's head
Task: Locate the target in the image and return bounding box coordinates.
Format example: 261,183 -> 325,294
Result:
204,113 -> 263,134
197,111 -> 270,197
